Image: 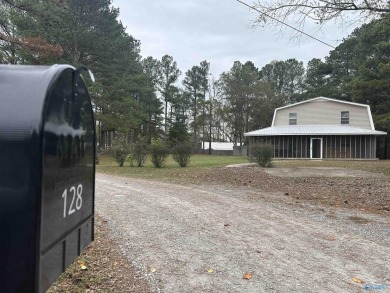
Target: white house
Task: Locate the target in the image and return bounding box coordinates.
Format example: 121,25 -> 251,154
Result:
244,97 -> 387,159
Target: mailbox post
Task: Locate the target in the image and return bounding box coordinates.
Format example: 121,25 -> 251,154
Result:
0,64 -> 95,293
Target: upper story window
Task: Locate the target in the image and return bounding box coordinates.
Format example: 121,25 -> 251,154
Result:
341,111 -> 349,124
289,112 -> 297,125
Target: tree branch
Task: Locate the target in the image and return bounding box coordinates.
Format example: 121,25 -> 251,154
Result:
252,0 -> 389,37
1,0 -> 36,12
0,32 -> 63,58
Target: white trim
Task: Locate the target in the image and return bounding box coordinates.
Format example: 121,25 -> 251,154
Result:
271,108 -> 277,126
367,105 -> 375,130
310,138 -> 323,159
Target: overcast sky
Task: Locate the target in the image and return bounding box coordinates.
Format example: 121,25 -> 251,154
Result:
113,0 -> 356,78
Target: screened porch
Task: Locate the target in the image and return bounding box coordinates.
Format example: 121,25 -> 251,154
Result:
248,135 -> 378,160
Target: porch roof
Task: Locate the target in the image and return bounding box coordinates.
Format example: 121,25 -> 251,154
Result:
244,125 -> 387,137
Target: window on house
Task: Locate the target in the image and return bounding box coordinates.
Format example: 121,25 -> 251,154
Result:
289,112 -> 297,125
341,111 -> 349,124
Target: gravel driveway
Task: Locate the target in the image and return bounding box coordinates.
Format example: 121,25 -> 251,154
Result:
95,173 -> 390,293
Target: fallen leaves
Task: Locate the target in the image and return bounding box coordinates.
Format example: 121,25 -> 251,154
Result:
243,272 -> 252,280
47,216 -> 152,293
352,277 -> 363,284
78,260 -> 88,271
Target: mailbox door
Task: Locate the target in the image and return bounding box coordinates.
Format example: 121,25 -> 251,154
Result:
39,68 -> 95,291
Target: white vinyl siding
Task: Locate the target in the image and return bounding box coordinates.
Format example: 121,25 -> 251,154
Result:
273,99 -> 371,129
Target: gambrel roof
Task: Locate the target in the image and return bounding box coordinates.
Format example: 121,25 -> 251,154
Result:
245,97 -> 387,137
271,97 -> 375,129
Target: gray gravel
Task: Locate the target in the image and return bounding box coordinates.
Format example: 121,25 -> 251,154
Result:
95,173 -> 390,293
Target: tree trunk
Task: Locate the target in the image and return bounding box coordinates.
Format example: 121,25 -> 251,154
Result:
164,99 -> 168,140
148,94 -> 152,135
208,99 -> 212,155
193,89 -> 197,150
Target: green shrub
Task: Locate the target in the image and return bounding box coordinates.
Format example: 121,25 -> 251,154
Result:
172,142 -> 193,167
110,138 -> 130,167
132,139 -> 148,167
150,138 -> 170,168
126,153 -> 135,167
249,143 -> 273,167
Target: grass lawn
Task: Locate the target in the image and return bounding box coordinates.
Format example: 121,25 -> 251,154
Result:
96,154 -> 250,179
97,153 -> 390,178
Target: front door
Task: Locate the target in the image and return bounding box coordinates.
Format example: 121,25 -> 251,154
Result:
311,138 -> 322,159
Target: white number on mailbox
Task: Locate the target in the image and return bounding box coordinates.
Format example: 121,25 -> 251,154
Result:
62,184 -> 83,218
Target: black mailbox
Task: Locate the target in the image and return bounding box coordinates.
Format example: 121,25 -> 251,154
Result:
0,64 -> 95,292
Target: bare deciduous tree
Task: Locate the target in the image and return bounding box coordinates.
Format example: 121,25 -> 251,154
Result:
252,0 -> 390,34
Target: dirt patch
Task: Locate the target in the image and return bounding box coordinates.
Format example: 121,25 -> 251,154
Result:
168,166 -> 390,215
264,167 -> 387,178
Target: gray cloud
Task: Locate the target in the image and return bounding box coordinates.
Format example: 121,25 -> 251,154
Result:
114,0 -> 355,78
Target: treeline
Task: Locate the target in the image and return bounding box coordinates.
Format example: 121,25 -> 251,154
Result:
1,1 -> 389,156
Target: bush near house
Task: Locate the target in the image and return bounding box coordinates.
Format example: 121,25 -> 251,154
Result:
172,142 -> 193,167
132,139 -> 149,167
111,138 -> 131,167
125,153 -> 135,167
249,144 -> 273,167
150,138 -> 170,168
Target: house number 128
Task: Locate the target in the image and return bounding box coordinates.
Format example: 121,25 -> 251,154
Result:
62,184 -> 83,218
